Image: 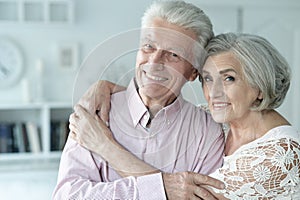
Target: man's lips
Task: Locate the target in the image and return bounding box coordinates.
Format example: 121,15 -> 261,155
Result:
145,72 -> 168,81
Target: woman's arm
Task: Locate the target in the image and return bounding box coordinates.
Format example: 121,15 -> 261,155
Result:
77,80 -> 126,124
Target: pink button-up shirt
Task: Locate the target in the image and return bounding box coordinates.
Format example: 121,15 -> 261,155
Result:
53,79 -> 224,200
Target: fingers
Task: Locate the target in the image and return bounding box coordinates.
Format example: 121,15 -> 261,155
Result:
95,94 -> 111,125
163,172 -> 221,200
69,112 -> 82,143
193,174 -> 225,189
69,121 -> 78,133
74,104 -> 86,116
192,174 -> 223,200
98,107 -> 110,126
193,186 -> 218,200
69,131 -> 77,141
74,104 -> 93,122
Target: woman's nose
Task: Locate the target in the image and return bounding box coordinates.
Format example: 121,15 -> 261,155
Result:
209,79 -> 224,98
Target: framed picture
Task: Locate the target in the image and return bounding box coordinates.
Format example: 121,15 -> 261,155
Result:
58,43 -> 79,70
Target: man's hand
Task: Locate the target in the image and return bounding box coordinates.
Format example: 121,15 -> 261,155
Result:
69,104 -> 117,154
77,80 -> 126,124
162,172 -> 225,200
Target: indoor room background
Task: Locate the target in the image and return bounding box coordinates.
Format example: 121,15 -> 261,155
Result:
0,0 -> 299,199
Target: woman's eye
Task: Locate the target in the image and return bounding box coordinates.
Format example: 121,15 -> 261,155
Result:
225,76 -> 235,82
203,76 -> 212,82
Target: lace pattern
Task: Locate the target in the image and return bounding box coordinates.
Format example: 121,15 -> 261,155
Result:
198,104 -> 300,199
210,137 -> 300,199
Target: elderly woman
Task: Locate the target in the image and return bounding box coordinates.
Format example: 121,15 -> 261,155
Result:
70,33 -> 300,199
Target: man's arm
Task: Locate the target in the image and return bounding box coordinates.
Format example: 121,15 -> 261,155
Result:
70,104 -> 225,200
77,80 -> 126,124
52,138 -> 142,200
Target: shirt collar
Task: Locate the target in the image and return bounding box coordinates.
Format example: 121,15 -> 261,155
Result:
126,78 -> 185,128
126,79 -> 148,127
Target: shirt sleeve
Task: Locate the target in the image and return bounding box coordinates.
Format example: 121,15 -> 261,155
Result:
137,173 -> 167,200
194,110 -> 225,175
209,138 -> 300,199
52,137 -> 167,200
199,121 -> 224,175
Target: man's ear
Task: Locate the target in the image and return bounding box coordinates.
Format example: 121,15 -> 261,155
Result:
188,68 -> 199,81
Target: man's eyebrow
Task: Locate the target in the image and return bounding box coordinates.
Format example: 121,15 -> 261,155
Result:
141,35 -> 155,43
166,47 -> 187,58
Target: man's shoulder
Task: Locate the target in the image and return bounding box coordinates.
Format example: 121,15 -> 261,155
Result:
111,90 -> 127,102
183,102 -> 214,119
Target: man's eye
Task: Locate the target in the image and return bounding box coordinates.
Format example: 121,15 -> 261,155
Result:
143,44 -> 153,50
171,52 -> 178,57
165,51 -> 183,62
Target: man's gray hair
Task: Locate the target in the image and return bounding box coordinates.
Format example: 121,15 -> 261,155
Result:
141,0 -> 214,48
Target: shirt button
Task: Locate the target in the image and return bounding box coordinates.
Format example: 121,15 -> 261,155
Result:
167,120 -> 170,125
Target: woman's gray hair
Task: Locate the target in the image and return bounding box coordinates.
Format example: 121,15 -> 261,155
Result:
204,32 -> 291,111
141,0 -> 214,48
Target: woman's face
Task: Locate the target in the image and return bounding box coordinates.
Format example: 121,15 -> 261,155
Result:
201,52 -> 261,124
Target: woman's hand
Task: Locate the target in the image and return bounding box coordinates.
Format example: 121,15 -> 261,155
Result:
77,80 -> 126,125
163,172 -> 226,200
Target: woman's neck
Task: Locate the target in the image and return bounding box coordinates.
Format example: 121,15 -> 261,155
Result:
224,109 -> 290,156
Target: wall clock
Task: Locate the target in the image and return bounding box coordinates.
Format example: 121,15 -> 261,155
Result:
0,38 -> 24,88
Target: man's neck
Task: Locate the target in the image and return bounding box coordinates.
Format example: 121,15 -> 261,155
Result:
140,92 -> 177,118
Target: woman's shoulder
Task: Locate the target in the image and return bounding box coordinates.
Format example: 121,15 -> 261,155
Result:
263,125 -> 300,143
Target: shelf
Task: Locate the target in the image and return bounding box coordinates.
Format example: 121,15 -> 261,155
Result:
0,1 -> 18,21
0,151 -> 61,161
0,152 -> 61,171
0,101 -> 72,109
0,0 -> 74,24
0,102 -> 71,170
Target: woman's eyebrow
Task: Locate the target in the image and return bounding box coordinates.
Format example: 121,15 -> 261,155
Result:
219,68 -> 237,74
201,68 -> 237,75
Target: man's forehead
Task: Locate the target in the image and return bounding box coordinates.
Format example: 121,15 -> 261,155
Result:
140,27 -> 196,49
139,27 -> 207,71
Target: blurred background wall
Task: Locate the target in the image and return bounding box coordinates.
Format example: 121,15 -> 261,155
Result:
0,0 -> 299,199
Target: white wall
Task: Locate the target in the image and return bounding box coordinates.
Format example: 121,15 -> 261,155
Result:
0,169 -> 58,200
0,0 -> 300,199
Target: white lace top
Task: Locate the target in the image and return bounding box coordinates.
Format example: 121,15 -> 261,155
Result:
209,125 -> 300,199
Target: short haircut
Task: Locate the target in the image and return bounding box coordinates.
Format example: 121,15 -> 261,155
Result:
204,33 -> 291,111
141,0 -> 214,48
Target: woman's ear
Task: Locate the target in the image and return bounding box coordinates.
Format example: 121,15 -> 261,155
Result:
188,68 -> 199,81
257,91 -> 263,100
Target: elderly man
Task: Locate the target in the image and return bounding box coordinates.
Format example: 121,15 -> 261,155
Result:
53,1 -> 224,199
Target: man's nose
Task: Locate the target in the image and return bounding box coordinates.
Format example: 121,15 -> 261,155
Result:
149,49 -> 164,64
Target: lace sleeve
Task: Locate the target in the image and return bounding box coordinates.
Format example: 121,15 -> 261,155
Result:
210,138 -> 300,199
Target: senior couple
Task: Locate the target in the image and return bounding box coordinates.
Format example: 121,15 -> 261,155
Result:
53,1 -> 300,199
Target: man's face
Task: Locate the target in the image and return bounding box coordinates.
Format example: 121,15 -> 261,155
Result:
135,18 -> 200,104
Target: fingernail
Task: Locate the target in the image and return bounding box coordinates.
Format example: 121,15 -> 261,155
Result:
105,121 -> 109,127
220,183 -> 225,189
